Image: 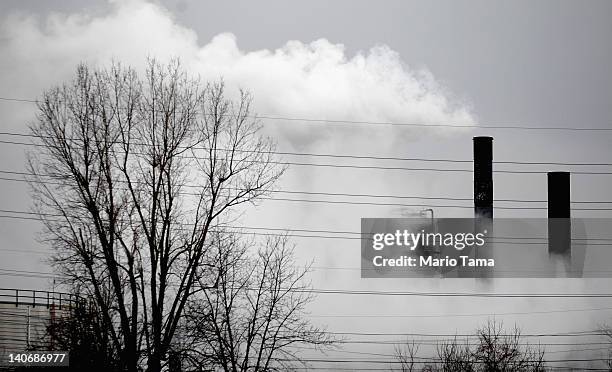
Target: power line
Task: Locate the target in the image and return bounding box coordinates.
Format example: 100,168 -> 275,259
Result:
2,254 -> 612,277
0,175 -> 550,209
0,209 -> 612,244
0,214 -> 367,241
0,211 -> 609,243
2,133 -> 612,167
2,173 -> 612,210
0,174 -> 537,204
1,207 -> 612,239
338,340 -> 612,346
2,176 -> 611,208
0,137 -> 612,175
309,307 -> 612,319
4,297 -> 609,320
293,344 -> 612,358
327,331 -> 608,338
3,306 -> 608,343
2,213 -> 612,250
2,136 -> 612,175
3,268 -> 612,298
0,247 -> 53,254
4,173 -> 485,210
254,289 -> 612,298
0,302 -> 609,350
2,209 -> 612,244
0,271 -> 58,279
0,312 -> 605,350
2,96 -> 612,132
273,356 -> 612,364
0,174 -> 484,210
4,244 -> 612,276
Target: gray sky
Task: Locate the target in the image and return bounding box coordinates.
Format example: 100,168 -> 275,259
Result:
0,1 -> 611,369
171,0 -> 612,129
3,0 -> 612,127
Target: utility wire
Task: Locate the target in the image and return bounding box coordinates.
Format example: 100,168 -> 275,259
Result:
3,270 -> 612,298
2,133 -> 612,167
0,174 -> 552,204
2,172 -> 612,210
2,303 -> 611,320
290,343 -> 611,357
2,208 -> 612,241
2,96 -> 612,132
308,307 -> 612,319
2,213 -> 612,250
2,209 -> 612,244
2,137 -> 612,174
271,357 -> 612,363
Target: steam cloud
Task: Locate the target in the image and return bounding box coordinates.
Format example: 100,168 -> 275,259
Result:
0,0 -> 476,147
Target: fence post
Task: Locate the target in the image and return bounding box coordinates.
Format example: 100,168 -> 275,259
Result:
26,306 -> 31,349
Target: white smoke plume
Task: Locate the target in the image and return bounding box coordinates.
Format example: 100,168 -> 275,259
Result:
0,0 -> 475,148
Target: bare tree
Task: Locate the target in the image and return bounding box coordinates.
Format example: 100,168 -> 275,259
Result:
45,298 -> 121,371
434,336 -> 475,372
27,59 -> 285,372
600,325 -> 612,371
395,340 -> 420,372
182,233 -> 333,371
472,320 -> 546,372
395,320 -> 546,372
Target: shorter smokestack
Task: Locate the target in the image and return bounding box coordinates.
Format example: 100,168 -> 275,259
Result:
547,171 -> 571,258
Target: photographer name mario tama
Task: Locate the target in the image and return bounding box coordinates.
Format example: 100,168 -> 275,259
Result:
360,218 -> 494,278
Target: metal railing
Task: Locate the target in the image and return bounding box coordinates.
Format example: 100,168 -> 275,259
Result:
0,288 -> 76,309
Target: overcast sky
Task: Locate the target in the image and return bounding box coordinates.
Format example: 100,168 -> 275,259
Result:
1,1 -> 611,369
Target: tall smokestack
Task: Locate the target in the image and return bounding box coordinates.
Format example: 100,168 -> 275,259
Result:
471,136 -> 493,278
548,172 -> 570,219
473,136 -> 493,219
